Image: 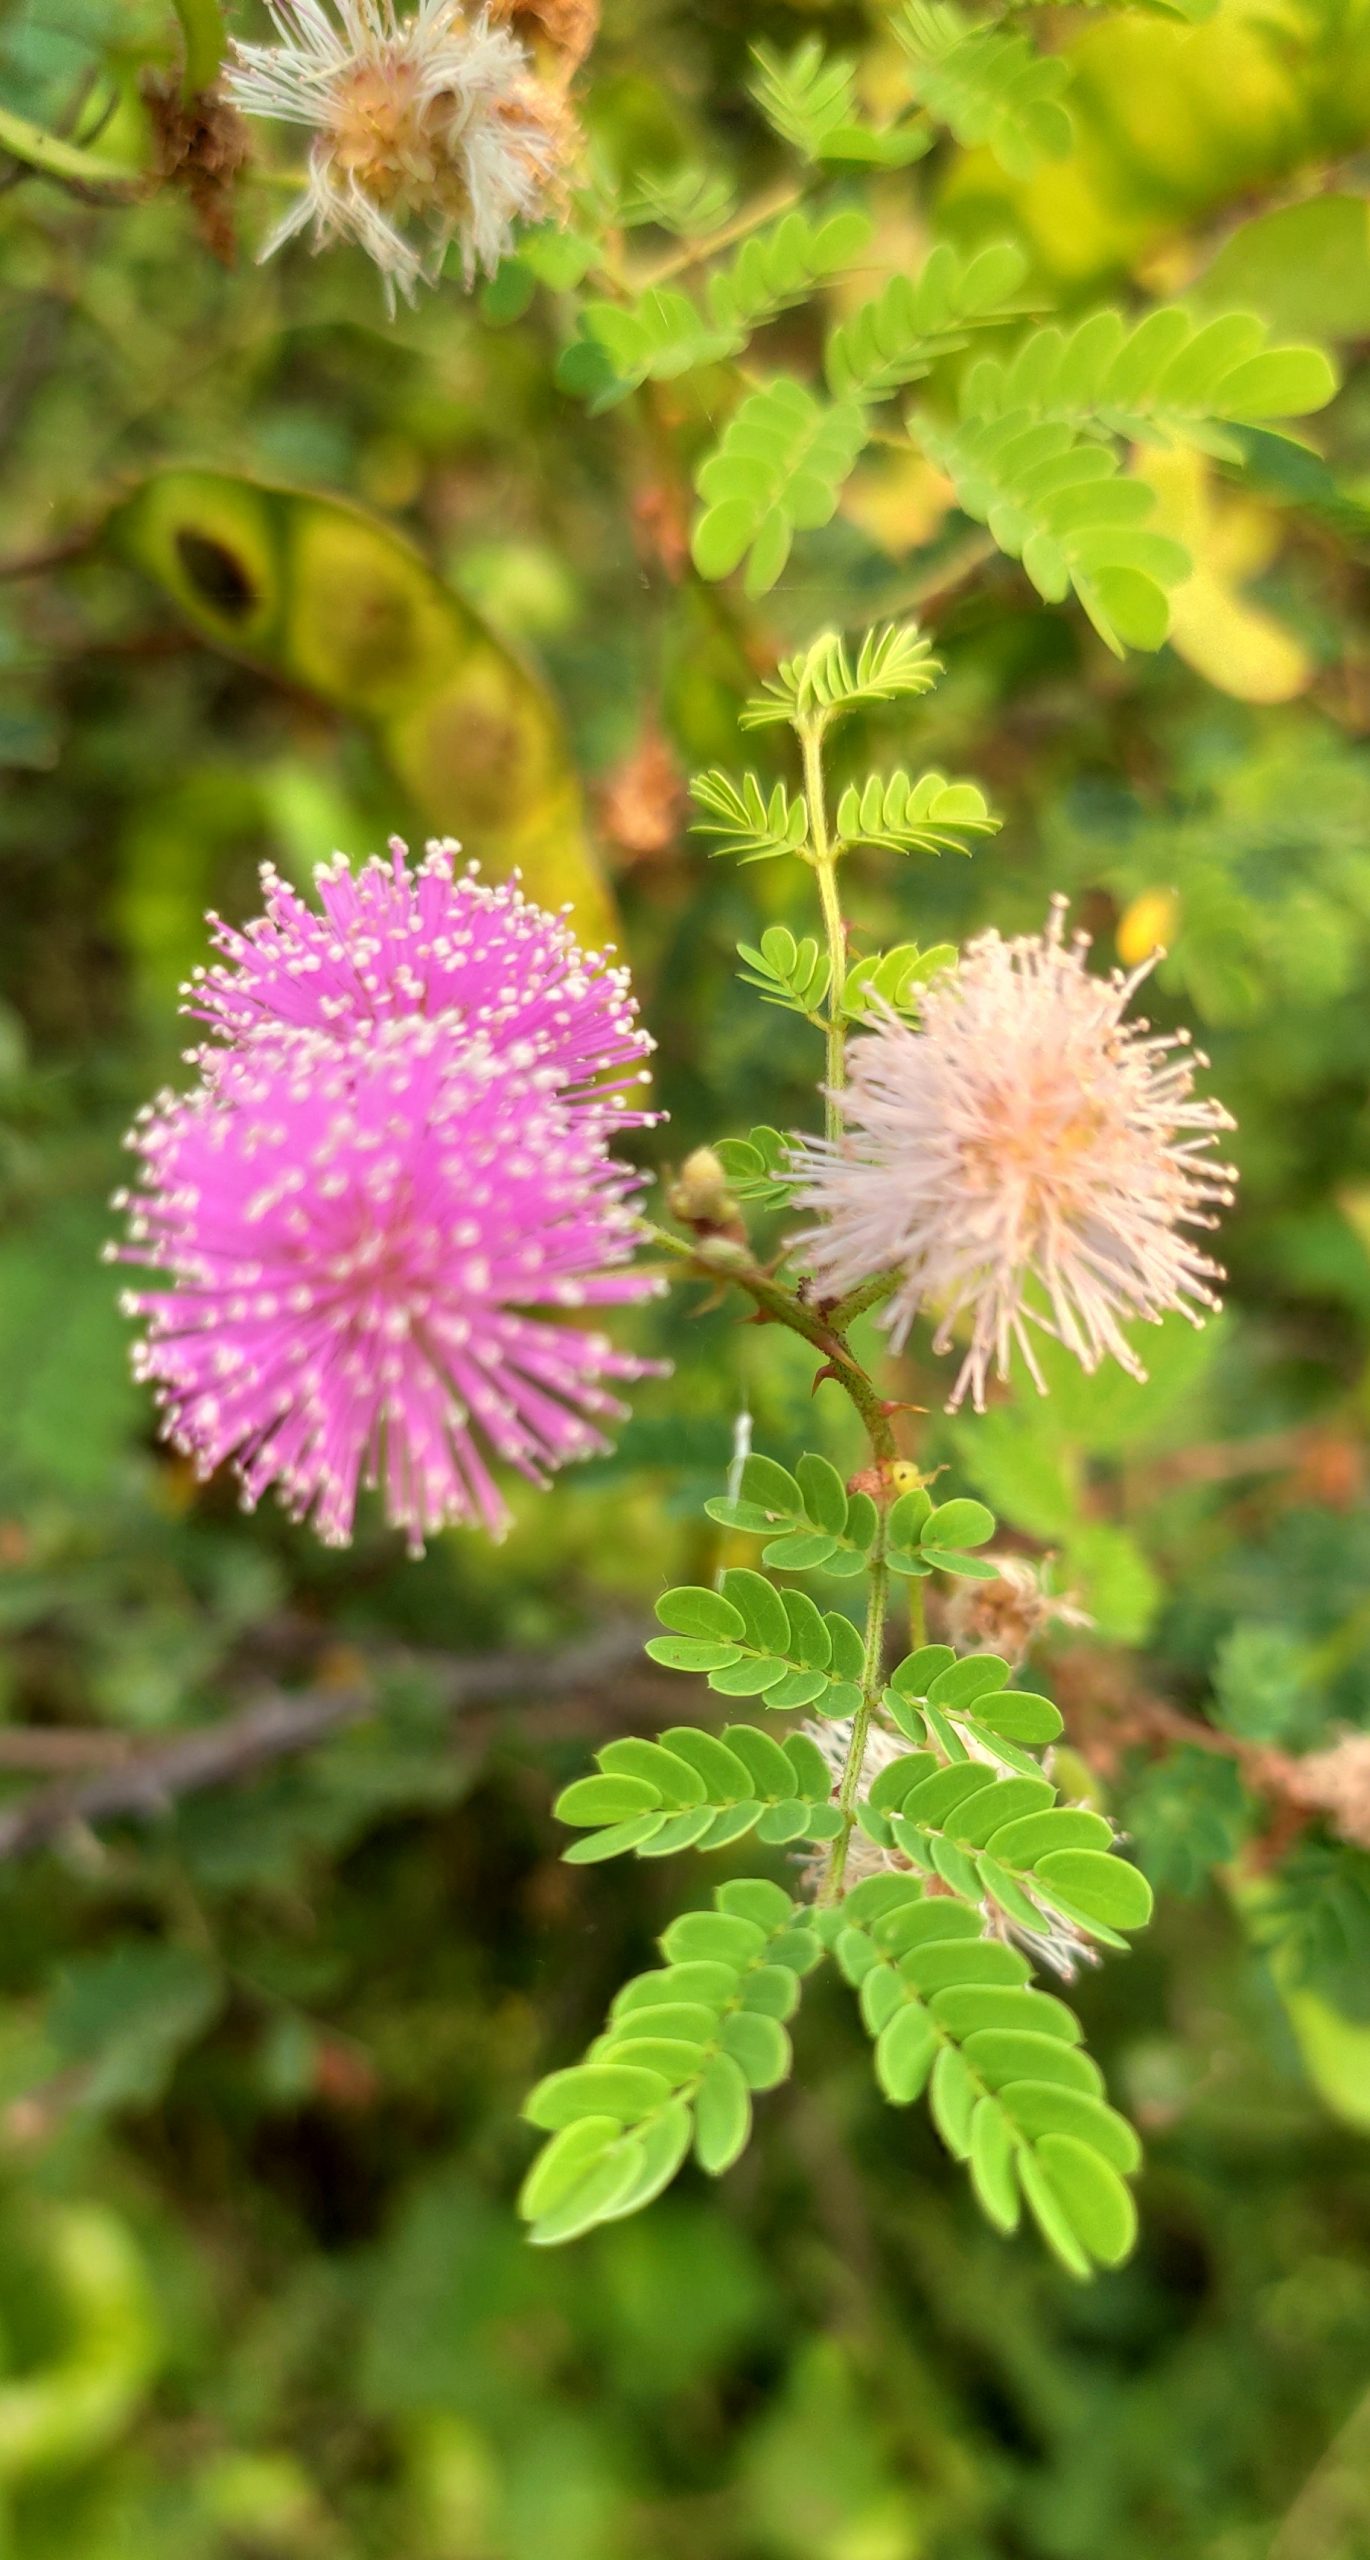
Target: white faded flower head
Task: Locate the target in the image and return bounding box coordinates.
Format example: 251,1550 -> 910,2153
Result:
944,1554 -> 1091,1669
227,0 -> 577,307
792,901 -> 1236,1413
796,1711 -> 1098,1977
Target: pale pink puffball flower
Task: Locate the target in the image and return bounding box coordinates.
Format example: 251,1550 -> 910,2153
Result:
225,0 -> 575,308
187,838 -> 655,1143
792,903 -> 1236,1412
114,1016 -> 664,1553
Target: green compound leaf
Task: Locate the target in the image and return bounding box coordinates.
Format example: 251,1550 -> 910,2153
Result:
740,622 -> 941,731
692,378 -> 870,596
708,205 -> 875,336
706,1449 -> 877,1582
750,37 -> 932,167
894,1 -> 1072,178
842,942 -> 959,1021
834,770 -> 999,859
827,240 -> 1034,400
837,1874 -> 1144,2272
915,408 -> 1191,656
712,1125 -> 795,1209
519,1885 -> 825,2240
691,771 -> 810,864
962,305 -> 1338,463
556,1716 -> 840,1863
565,289 -> 739,411
734,927 -> 830,1016
857,1730 -> 1142,1955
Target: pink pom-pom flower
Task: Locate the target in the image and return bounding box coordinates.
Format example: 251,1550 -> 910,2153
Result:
116,1016 -> 662,1550
115,848 -> 666,1548
187,838 -> 654,1143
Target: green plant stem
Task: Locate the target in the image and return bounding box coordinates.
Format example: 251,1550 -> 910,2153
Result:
642,1223 -> 895,1464
827,1269 -> 899,1331
646,710 -> 922,1907
171,0 -> 226,95
800,718 -> 846,1144
0,103 -> 140,192
820,1528 -> 890,1905
643,1223 -> 903,1906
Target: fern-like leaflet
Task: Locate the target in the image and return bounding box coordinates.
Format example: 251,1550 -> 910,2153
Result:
962,306 -> 1338,460
691,378 -> 870,596
918,408 -> 1192,653
519,1879 -> 823,2243
690,769 -> 809,864
835,769 -> 999,857
826,240 -> 1035,401
733,928 -> 831,1019
894,1 -> 1073,176
750,37 -> 932,167
740,623 -> 942,730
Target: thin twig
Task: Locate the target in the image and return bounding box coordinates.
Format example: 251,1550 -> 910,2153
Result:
0,1732 -> 140,1775
0,1622 -> 651,1864
638,179 -> 807,288
0,526 -> 100,581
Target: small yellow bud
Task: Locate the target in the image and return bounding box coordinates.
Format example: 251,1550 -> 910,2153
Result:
668,1147 -> 739,1232
1116,888 -> 1179,968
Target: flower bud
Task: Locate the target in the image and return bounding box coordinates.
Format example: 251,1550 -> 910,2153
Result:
668,1147 -> 741,1235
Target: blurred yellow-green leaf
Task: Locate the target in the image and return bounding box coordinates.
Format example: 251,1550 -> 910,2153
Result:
1195,193 -> 1370,342
1137,444 -> 1313,704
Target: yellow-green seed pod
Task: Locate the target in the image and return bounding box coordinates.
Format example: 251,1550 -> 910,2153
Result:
109,468 -> 617,946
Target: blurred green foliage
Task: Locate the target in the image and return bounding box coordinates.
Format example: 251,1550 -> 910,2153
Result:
1,0 -> 1370,2550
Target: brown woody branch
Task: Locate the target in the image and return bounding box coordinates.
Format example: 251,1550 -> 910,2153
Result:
0,1620 -> 654,1865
